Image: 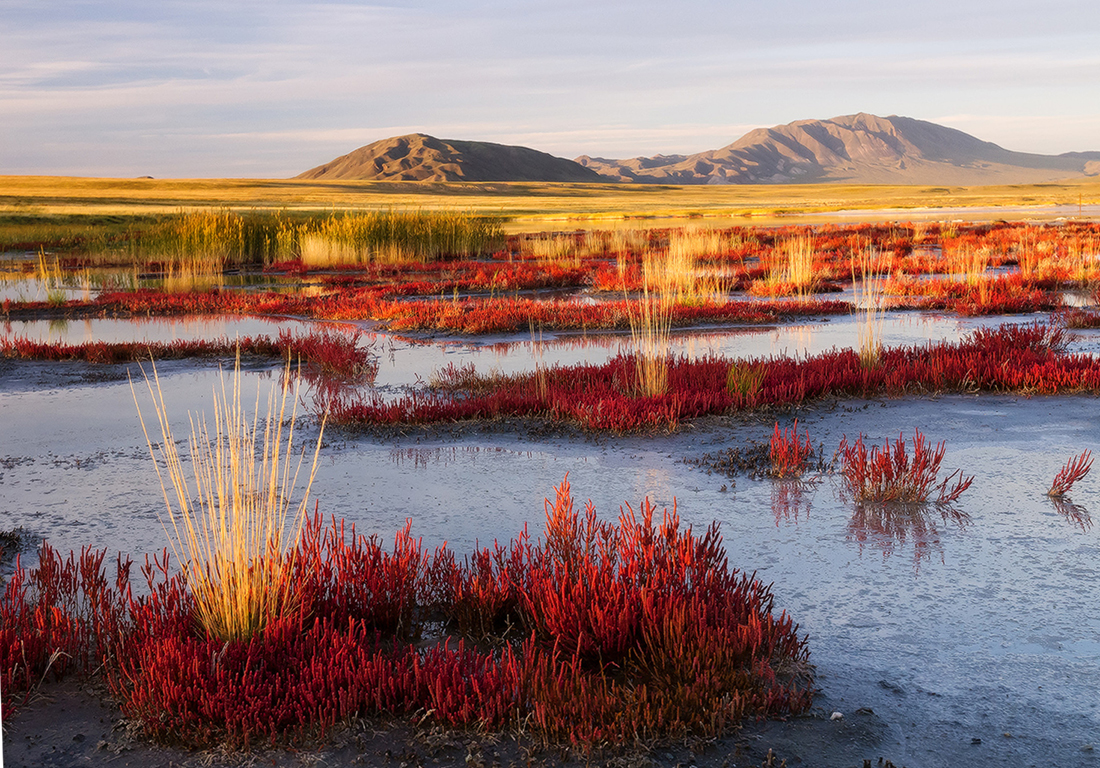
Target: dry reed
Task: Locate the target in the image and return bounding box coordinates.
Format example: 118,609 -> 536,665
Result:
628,285 -> 671,397
131,355 -> 325,642
854,246 -> 885,368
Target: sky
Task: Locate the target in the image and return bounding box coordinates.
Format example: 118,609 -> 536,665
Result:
2,0 -> 1099,178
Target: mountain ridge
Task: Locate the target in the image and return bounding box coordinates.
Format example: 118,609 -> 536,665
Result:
298,115 -> 1100,185
576,113 -> 1100,185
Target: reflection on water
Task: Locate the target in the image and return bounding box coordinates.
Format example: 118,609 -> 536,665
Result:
0,269 -> 307,304
389,445 -> 536,470
770,478 -> 817,526
3,315 -> 318,346
846,501 -> 971,569
1049,497 -> 1093,531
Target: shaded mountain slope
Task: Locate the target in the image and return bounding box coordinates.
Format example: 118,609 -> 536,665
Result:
297,134 -> 604,183
576,113 -> 1100,185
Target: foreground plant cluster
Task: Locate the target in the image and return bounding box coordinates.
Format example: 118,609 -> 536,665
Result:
0,478 -> 810,750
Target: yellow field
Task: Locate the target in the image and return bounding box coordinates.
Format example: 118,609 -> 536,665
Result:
2,175 -> 1099,232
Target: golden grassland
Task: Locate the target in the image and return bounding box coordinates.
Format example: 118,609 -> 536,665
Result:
3,175 -> 1100,232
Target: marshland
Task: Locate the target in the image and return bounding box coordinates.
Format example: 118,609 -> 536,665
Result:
2,182 -> 1100,767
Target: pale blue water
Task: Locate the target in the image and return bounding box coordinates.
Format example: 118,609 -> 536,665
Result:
1,313 -> 1097,767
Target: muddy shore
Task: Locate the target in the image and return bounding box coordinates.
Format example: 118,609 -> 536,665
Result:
5,676 -> 898,768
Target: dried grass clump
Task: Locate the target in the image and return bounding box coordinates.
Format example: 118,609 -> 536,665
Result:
853,246 -> 885,368
628,286 -> 672,397
132,356 -> 324,642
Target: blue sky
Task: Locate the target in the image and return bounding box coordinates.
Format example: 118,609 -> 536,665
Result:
3,0 -> 1098,177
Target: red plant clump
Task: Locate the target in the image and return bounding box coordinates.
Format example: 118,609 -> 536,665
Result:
769,420 -> 815,478
1,545 -> 129,720
882,273 -> 1061,315
1057,308 -> 1100,329
0,328 -> 376,384
1,479 -> 811,749
325,322 -> 1098,431
375,296 -> 850,334
837,430 -> 974,504
1047,450 -> 1093,497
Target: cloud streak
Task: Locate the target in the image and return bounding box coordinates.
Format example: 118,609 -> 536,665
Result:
3,0 -> 1099,175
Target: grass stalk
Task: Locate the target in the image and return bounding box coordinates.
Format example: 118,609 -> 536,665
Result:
628,285 -> 671,397
131,354 -> 325,642
854,246 -> 884,368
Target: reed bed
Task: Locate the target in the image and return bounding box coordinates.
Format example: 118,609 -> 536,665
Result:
298,210 -> 504,267
122,210 -> 299,270
41,209 -> 508,272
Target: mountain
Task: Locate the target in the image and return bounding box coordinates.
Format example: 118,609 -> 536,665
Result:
296,133 -> 604,182
575,113 -> 1100,185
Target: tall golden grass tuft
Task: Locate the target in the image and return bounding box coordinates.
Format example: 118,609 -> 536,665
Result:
761,235 -> 818,297
628,285 -> 671,397
519,232 -> 588,266
854,246 -> 885,368
132,356 -> 325,642
1065,234 -> 1100,285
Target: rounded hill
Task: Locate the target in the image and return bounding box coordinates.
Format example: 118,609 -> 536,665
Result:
297,134 -> 605,183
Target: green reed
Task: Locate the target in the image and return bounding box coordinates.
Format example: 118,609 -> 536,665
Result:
298,210 -> 504,266
0,209 -> 504,272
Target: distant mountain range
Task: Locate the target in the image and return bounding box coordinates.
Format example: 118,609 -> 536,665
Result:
297,113 -> 1100,186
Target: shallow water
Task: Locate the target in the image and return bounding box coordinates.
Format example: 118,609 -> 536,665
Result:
1,312 -> 1099,767
503,205 -> 1100,233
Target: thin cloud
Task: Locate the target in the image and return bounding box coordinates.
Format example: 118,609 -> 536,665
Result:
3,0 -> 1099,175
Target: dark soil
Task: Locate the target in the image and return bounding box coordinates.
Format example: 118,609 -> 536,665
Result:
4,677 -> 898,768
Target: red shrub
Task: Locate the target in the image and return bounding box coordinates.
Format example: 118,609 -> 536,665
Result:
0,328 -> 376,387
327,322 -> 1096,432
1,545 -> 128,720
1047,450 -> 1093,497
837,430 -> 974,504
769,420 -> 814,478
